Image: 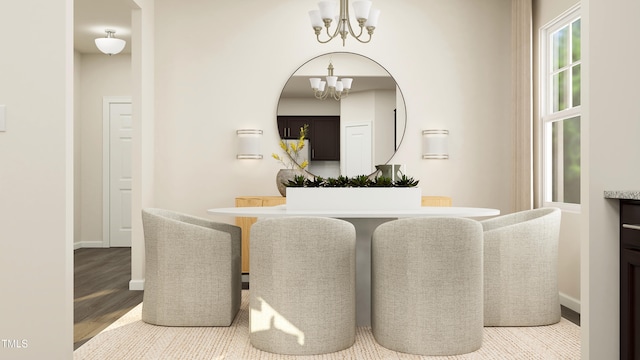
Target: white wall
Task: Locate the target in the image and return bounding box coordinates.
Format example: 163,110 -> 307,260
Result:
277,98 -> 339,116
373,90 -> 396,165
75,54 -> 131,247
583,0 -> 640,357
532,0 -> 582,312
75,51 -> 83,247
557,212 -> 581,309
0,0 -> 73,358
130,0 -> 156,289
150,0 -> 513,216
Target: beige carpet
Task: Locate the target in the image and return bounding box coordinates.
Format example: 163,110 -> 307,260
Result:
74,290 -> 580,359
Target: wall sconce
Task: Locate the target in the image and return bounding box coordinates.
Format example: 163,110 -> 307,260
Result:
236,129 -> 263,159
422,130 -> 449,159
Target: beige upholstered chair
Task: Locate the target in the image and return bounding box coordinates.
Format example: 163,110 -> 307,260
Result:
141,208 -> 241,326
482,207 -> 562,326
372,217 -> 484,356
249,217 -> 356,355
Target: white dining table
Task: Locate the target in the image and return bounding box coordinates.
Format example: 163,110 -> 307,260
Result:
207,205 -> 500,326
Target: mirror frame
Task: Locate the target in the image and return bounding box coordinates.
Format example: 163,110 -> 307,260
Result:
276,51 -> 407,177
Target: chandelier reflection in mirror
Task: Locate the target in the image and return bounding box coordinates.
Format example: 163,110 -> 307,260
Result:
309,62 -> 353,101
308,0 -> 381,46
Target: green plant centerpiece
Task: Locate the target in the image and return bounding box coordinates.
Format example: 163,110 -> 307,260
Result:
285,174 -> 307,187
324,175 -> 350,187
348,174 -> 373,187
271,124 -> 421,205
284,172 -> 419,188
284,170 -> 422,211
371,176 -> 393,187
393,174 -> 420,187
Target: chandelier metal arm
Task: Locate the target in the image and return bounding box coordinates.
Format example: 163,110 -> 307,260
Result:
309,61 -> 351,101
314,89 -> 329,100
313,27 -> 333,44
312,86 -> 349,101
345,18 -> 374,44
311,0 -> 377,46
344,0 -> 374,44
347,19 -> 365,39
324,18 -> 340,39
313,17 -> 342,44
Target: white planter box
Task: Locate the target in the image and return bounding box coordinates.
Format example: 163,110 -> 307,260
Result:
286,187 -> 422,211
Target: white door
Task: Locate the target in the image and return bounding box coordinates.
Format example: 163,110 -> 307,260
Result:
106,101 -> 132,247
344,123 -> 372,176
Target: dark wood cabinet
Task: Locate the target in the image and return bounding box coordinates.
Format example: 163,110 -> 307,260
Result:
620,200 -> 640,360
278,117 -> 309,139
277,116 -> 340,161
308,117 -> 340,160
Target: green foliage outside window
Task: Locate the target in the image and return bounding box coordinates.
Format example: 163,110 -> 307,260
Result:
545,15 -> 581,205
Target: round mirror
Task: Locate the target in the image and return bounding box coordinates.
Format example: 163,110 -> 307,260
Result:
277,52 -> 406,178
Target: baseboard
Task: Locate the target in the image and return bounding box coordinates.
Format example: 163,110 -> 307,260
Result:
129,279 -> 145,291
560,292 -> 580,313
74,241 -> 108,249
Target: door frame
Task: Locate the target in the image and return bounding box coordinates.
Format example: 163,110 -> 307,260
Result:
102,96 -> 132,247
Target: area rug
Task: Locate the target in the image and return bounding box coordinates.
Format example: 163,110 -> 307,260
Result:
74,290 -> 580,359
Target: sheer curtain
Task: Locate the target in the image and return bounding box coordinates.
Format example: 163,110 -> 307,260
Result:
512,0 -> 533,211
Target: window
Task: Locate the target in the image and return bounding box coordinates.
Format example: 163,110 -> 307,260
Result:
540,6 -> 581,209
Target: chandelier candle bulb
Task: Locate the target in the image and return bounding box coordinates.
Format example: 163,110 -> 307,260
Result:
309,0 -> 380,45
309,10 -> 324,27
365,8 -> 380,27
318,1 -> 337,20
309,78 -> 321,89
326,76 -> 338,87
341,78 -> 353,89
352,1 -> 372,20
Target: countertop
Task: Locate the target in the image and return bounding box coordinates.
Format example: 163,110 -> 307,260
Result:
604,191 -> 640,200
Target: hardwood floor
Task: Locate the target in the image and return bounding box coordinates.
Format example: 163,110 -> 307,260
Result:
74,248 -> 580,350
74,248 -> 143,350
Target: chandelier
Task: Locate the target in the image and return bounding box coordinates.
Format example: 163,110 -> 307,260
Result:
309,62 -> 353,101
308,0 -> 381,46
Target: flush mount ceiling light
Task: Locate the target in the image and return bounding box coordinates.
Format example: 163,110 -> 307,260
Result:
95,29 -> 126,55
308,0 -> 381,46
309,62 -> 353,101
